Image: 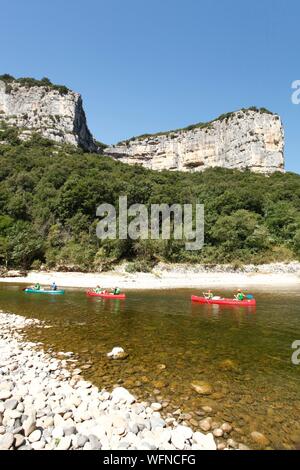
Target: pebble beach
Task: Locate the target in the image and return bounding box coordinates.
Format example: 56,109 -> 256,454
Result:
0,311 -> 247,451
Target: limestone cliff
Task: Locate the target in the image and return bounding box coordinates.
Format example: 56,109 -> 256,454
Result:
0,77 -> 98,152
105,109 -> 285,174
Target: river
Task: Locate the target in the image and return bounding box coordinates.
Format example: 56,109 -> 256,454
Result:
0,284 -> 300,449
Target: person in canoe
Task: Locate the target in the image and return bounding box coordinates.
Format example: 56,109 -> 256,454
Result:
111,287 -> 121,295
51,282 -> 57,291
94,285 -> 102,294
203,290 -> 214,300
34,282 -> 41,291
234,289 -> 245,301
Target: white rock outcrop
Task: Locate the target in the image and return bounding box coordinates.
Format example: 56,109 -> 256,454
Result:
0,79 -> 98,152
105,109 -> 285,174
0,78 -> 285,174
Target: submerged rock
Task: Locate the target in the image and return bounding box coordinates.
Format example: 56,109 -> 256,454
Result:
199,418 -> 213,432
107,347 -> 129,360
221,423 -> 233,434
191,381 -> 213,396
250,431 -> 270,448
219,359 -> 238,372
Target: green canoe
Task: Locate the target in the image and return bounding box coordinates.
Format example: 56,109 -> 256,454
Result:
24,288 -> 65,295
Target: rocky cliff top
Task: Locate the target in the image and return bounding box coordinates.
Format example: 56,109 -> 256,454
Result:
105,108 -> 285,174
0,75 -> 98,152
0,75 -> 285,174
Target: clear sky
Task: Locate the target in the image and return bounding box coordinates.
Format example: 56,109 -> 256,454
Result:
1,0 -> 300,173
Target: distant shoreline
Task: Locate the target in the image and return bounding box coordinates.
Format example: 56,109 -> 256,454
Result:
0,262 -> 299,290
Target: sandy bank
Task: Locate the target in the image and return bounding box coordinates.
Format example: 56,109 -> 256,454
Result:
0,262 -> 299,290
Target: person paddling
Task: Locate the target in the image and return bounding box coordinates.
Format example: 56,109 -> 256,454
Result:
234,289 -> 245,301
203,290 -> 214,300
94,285 -> 102,294
51,282 -> 57,291
34,282 -> 41,291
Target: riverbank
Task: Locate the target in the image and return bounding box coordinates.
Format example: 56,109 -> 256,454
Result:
0,311 -> 243,451
0,262 -> 299,290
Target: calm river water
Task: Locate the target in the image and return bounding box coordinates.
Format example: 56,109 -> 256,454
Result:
1,284 -> 300,449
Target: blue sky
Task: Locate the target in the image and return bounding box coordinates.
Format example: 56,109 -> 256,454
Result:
1,0 -> 300,173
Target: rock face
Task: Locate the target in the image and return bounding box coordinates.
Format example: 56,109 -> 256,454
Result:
0,78 -> 285,174
105,109 -> 285,174
0,79 -> 98,152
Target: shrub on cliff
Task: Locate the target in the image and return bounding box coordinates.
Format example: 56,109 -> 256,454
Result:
0,74 -> 69,95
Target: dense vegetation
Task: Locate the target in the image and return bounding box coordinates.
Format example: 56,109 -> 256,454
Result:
0,123 -> 299,272
0,74 -> 69,95
118,107 -> 275,145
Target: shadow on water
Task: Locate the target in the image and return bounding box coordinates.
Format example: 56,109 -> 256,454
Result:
1,284 -> 300,449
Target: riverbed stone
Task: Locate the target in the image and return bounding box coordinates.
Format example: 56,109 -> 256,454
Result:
6,409 -> 22,420
0,390 -> 12,400
193,432 -> 217,450
111,387 -> 135,404
31,440 -> 46,450
14,434 -> 25,448
56,436 -> 71,450
217,442 -> 226,450
202,406 -> 213,413
0,432 -> 14,450
128,421 -> 139,434
18,444 -> 33,450
52,426 -> 64,439
221,423 -> 233,434
64,426 -> 76,437
4,399 -> 19,411
250,431 -> 270,448
75,434 -> 89,448
0,381 -> 13,392
43,416 -> 54,428
88,434 -> 102,450
171,425 -> 193,449
28,429 -> 42,443
227,438 -> 238,449
23,414 -> 36,437
151,403 -> 163,412
190,381 -> 213,396
153,428 -> 171,447
219,359 -> 238,371
150,416 -> 166,430
199,417 -> 213,432
213,428 -> 224,438
239,443 -> 251,450
140,440 -> 156,450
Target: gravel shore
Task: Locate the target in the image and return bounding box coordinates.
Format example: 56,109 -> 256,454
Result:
0,311 -> 237,451
1,261 -> 300,291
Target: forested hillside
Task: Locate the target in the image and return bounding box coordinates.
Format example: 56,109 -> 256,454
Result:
0,123 -> 299,271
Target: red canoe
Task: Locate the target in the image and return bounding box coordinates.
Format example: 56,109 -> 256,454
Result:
191,295 -> 256,307
86,291 -> 126,299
